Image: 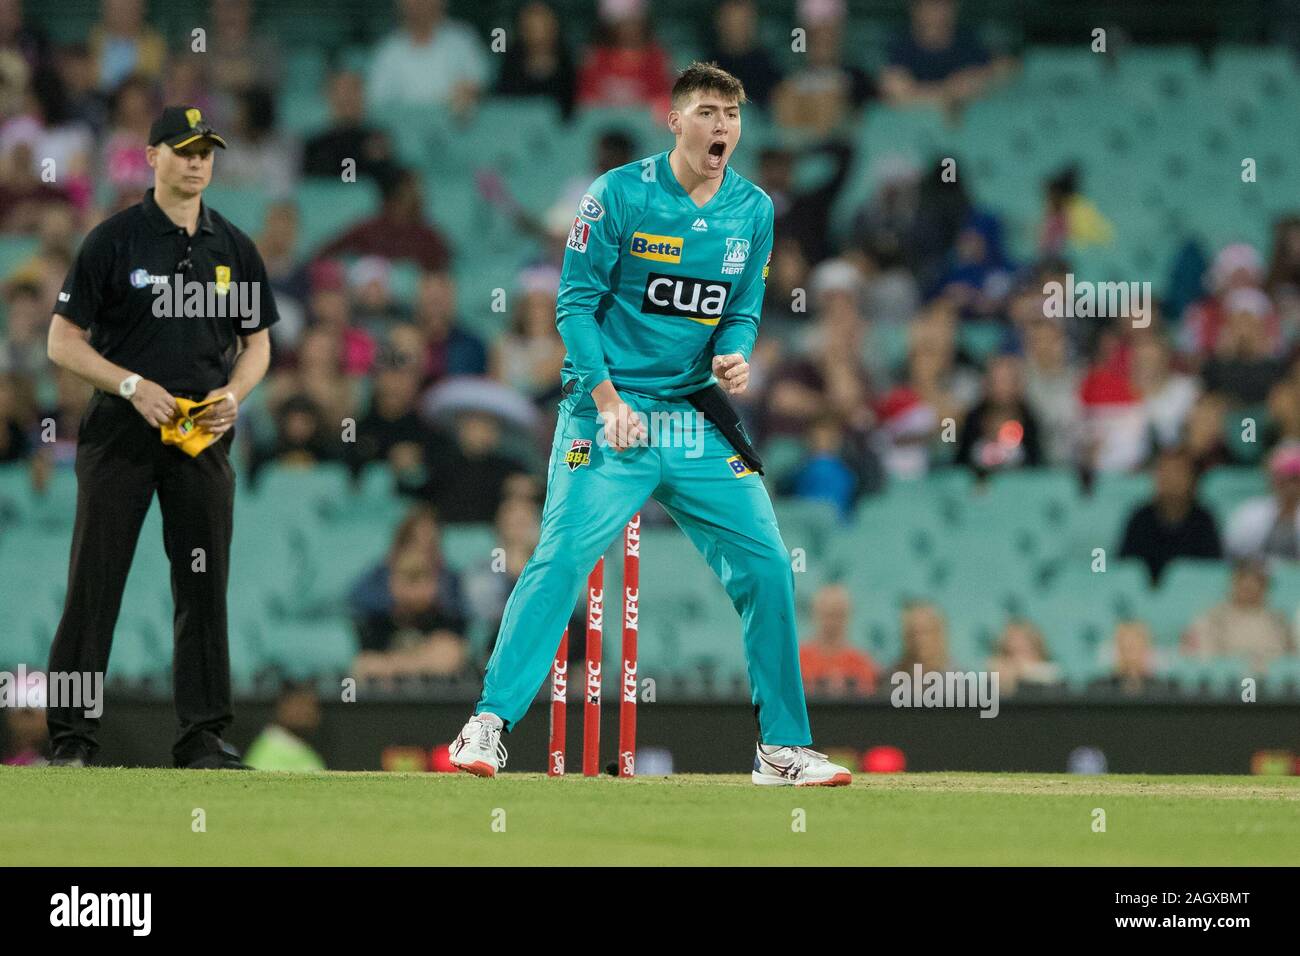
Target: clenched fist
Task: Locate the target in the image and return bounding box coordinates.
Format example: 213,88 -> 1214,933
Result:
713,353 -> 749,395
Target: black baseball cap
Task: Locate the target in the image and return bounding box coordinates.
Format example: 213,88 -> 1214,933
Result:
148,105 -> 228,150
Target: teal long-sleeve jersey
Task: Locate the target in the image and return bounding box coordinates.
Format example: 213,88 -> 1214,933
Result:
555,149 -> 775,399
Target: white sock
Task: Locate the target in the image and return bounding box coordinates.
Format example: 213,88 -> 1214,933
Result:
476,712 -> 503,730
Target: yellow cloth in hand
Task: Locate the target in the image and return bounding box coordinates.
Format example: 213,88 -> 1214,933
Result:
160,394 -> 228,457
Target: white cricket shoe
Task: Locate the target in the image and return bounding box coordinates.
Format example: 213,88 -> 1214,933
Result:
752,744 -> 852,787
449,713 -> 508,777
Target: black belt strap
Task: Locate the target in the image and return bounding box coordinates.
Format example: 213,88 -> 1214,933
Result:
685,383 -> 764,476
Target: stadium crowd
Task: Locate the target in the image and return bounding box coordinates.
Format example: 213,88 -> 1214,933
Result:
1,0 -> 1299,700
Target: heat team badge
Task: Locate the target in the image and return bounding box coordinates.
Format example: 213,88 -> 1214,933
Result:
727,455 -> 754,477
565,438 -> 593,470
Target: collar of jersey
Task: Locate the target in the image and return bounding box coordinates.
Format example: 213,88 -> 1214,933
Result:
660,149 -> 732,213
143,187 -> 216,237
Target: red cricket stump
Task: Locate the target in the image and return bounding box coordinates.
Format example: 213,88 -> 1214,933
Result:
547,627 -> 568,776
619,513 -> 641,777
582,558 -> 605,777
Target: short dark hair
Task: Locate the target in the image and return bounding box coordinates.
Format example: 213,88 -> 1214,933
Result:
670,61 -> 748,109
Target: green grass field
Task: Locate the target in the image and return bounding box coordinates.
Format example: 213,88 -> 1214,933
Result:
2,768 -> 1296,865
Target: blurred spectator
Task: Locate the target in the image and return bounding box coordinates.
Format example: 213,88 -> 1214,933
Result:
931,210 -> 1014,317
0,372 -> 34,463
207,0 -> 281,101
0,64 -> 93,210
349,503 -> 464,622
1022,316 -> 1081,466
88,0 -> 165,91
493,1 -> 576,119
906,157 -> 974,292
1,671 -> 47,765
0,280 -> 48,379
1266,355 -> 1300,448
0,0 -> 48,79
761,261 -> 873,438
1184,391 -> 1231,473
349,255 -> 409,330
1037,165 -> 1113,257
956,353 -> 1042,475
1265,213 -> 1300,331
880,0 -> 1002,113
534,128 -> 636,250
302,70 -> 394,181
1225,444 -> 1300,560
799,583 -> 879,695
248,392 -> 343,485
272,324 -> 359,424
1078,324 -> 1147,473
874,305 -> 979,477
412,270 -> 488,382
987,619 -> 1061,694
1183,559 -> 1294,672
99,73 -> 155,202
243,682 -> 326,771
466,495 -> 585,660
315,166 -> 451,271
37,366 -> 91,466
1133,332 -> 1198,450
705,0 -> 783,108
490,266 -> 565,404
352,544 -> 469,680
892,601 -> 952,674
1119,449 -> 1222,584
402,410 -> 529,523
783,413 -> 860,517
348,350 -> 433,478
772,0 -> 872,134
217,86 -> 298,197
366,0 -> 488,116
53,44 -> 107,136
1181,243 -> 1281,360
256,201 -> 309,350
575,0 -> 673,115
1200,288 -> 1288,405
757,140 -> 853,267
1092,620 -> 1159,694
161,55 -> 217,132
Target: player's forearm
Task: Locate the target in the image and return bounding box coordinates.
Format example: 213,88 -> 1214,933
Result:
555,311 -> 611,395
47,319 -> 135,394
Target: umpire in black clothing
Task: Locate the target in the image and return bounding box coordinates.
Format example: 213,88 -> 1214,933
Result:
45,106 -> 279,768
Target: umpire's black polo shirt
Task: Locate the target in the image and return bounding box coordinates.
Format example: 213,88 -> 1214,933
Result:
54,187 -> 279,397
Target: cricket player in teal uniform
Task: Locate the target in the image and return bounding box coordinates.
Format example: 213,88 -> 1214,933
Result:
450,63 -> 851,786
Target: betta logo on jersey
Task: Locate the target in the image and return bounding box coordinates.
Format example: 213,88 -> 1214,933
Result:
641,273 -> 731,325
629,232 -> 683,263
565,438 -> 592,470
727,455 -> 754,478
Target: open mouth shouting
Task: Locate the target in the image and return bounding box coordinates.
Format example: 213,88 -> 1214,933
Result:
705,139 -> 727,172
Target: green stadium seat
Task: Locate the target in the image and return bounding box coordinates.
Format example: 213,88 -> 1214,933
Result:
441,523 -> 496,574
258,617 -> 359,679
1263,655 -> 1300,696
200,186 -> 271,235
1147,560 -> 1230,645
1168,655 -> 1251,695
296,179 -> 382,254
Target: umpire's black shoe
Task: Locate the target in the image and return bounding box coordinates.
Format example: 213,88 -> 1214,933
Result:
176,739 -> 251,770
50,744 -> 93,767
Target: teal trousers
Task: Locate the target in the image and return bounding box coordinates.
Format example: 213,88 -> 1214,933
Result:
477,389 -> 811,746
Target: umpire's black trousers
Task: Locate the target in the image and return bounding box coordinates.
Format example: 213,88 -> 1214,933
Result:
48,389 -> 236,765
